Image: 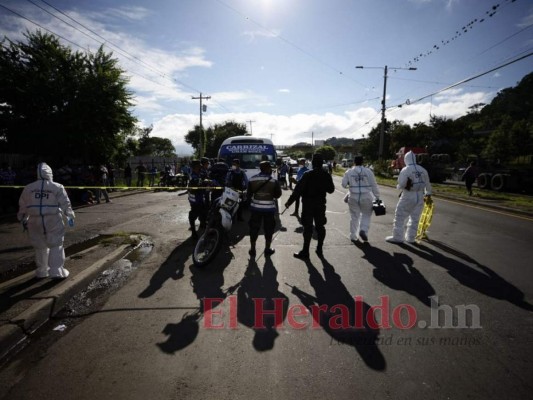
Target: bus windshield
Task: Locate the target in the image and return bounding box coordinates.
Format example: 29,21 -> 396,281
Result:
218,138 -> 276,180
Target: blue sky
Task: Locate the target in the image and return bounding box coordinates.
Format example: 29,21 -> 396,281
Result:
1,0 -> 532,155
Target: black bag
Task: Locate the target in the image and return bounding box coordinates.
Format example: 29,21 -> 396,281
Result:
373,199 -> 386,216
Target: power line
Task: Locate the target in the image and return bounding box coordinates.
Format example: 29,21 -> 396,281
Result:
0,2 -> 84,50
213,0 -> 367,89
405,0 -> 520,67
1,2 -> 188,95
390,51 -> 533,109
33,0 -> 240,114
388,76 -> 498,89
29,0 -> 202,94
477,22 -> 533,56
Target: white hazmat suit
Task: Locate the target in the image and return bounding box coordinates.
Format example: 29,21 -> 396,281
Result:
342,161 -> 380,241
386,151 -> 432,243
18,163 -> 75,278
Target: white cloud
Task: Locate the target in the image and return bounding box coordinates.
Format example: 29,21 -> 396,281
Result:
278,88 -> 291,93
104,6 -> 152,22
148,85 -> 494,156
517,9 -> 533,28
242,29 -> 280,41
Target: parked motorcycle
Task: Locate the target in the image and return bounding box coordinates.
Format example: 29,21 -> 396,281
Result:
192,186 -> 241,267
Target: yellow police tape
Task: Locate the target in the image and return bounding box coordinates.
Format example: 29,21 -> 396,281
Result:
0,185 -> 225,190
416,200 -> 434,242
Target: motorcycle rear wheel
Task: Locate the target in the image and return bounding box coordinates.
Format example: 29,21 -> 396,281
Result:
192,227 -> 223,267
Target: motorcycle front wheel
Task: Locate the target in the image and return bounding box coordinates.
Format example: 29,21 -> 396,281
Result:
192,227 -> 223,267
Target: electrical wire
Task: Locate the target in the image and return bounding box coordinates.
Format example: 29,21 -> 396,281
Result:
390,51 -> 533,109
405,0 -> 520,67
213,0 -> 368,89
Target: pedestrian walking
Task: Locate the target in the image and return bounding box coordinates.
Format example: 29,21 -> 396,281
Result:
386,151 -> 432,244
248,161 -> 282,257
124,163 -> 132,187
17,163 -> 75,278
341,155 -> 380,242
461,160 -> 478,196
285,153 -> 335,259
278,161 -> 288,189
95,164 -> 111,203
136,161 -> 147,187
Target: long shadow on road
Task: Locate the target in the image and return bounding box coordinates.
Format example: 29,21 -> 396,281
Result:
138,237 -> 195,299
290,256 -> 387,371
156,246 -> 234,354
237,257 -> 288,351
355,242 -> 436,307
401,240 -> 533,312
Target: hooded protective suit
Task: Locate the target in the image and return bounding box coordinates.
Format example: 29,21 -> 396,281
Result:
18,163 -> 75,278
387,151 -> 432,243
341,157 -> 380,241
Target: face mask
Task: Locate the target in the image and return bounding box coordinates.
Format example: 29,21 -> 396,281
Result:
232,165 -> 237,170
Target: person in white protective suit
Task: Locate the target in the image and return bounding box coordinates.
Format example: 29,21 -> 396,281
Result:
341,155 -> 380,242
386,151 -> 432,244
17,163 -> 75,278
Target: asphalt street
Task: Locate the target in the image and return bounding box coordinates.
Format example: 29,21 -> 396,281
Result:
1,176 -> 532,400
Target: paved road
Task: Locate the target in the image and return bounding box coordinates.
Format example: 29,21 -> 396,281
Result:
1,177 -> 533,400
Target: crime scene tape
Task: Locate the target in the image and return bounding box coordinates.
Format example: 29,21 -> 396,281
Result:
0,185 -> 241,191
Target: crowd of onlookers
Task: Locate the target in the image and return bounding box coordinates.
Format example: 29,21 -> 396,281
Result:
0,160 -> 197,215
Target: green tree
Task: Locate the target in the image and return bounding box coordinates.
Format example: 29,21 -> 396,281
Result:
314,144 -> 336,162
0,30 -> 136,164
185,121 -> 247,158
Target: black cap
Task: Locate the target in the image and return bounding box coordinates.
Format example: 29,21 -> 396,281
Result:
312,153 -> 323,168
232,159 -> 240,165
191,160 -> 201,167
259,160 -> 271,171
201,157 -> 209,164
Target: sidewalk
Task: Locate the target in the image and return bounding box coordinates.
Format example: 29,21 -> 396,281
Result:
0,188 -> 145,360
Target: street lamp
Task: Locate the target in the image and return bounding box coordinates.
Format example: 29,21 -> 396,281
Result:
355,65 -> 417,159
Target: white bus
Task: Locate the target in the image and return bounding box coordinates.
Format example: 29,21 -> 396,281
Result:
218,136 -> 277,180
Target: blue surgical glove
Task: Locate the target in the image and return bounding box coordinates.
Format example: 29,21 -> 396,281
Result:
67,217 -> 75,227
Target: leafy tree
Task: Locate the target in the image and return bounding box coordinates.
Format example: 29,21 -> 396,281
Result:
0,30 -> 136,164
360,120 -> 394,160
185,121 -> 247,158
314,144 -> 336,162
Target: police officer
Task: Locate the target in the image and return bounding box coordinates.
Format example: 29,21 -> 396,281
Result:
285,153 -> 335,259
226,159 -> 249,221
341,155 -> 380,242
289,158 -> 309,217
188,160 -> 208,239
248,161 -> 282,257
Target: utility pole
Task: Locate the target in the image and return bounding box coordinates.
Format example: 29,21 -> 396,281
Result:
246,120 -> 255,136
356,65 -> 417,159
192,93 -> 210,158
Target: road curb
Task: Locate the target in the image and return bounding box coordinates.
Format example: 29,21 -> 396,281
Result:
0,244 -> 130,361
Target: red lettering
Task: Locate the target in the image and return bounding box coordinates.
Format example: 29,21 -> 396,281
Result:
253,298 -> 286,329
287,304 -> 308,329
392,304 -> 417,329
203,298 -> 225,329
310,304 -> 328,329
329,304 -> 350,329
367,296 -> 391,329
